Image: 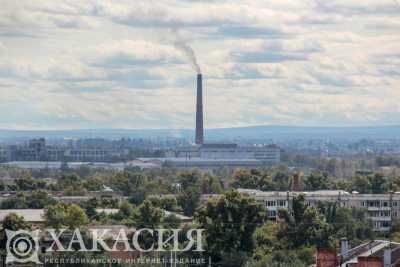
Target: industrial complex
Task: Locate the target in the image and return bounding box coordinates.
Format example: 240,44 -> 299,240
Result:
167,73 -> 281,168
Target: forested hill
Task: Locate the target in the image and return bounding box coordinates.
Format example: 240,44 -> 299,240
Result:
0,125 -> 400,141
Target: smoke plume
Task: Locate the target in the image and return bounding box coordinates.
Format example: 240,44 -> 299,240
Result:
170,28 -> 201,73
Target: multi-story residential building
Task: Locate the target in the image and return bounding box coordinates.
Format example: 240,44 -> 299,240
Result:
231,189 -> 400,232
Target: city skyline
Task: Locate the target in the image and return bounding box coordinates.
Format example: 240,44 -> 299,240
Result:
1,0 -> 399,130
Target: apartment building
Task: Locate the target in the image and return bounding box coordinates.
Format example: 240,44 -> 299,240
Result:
236,189 -> 400,232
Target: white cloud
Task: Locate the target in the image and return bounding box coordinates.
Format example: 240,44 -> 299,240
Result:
0,0 -> 399,129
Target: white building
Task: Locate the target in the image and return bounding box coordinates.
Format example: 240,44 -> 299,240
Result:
232,189 -> 400,232
171,143 -> 280,164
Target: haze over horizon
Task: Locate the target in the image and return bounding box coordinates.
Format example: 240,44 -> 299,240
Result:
3,124 -> 400,132
1,0 -> 399,130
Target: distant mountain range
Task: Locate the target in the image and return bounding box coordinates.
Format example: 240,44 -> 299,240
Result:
1,125 -> 400,141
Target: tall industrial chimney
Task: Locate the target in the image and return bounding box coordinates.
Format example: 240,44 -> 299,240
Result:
195,73 -> 204,145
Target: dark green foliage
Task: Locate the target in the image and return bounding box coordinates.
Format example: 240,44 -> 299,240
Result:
133,200 -> 164,229
44,203 -> 89,229
196,190 -> 267,263
147,195 -> 178,211
302,172 -> 329,190
15,176 -> 47,190
2,213 -> 30,231
177,171 -> 201,216
163,214 -> 181,229
0,214 -> 30,250
82,177 -> 103,191
277,195 -> 333,249
231,168 -> 290,191
318,202 -> 375,245
200,174 -> 223,194
177,187 -> 201,216
0,190 -> 56,209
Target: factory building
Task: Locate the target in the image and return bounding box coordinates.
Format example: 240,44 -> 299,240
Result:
172,143 -> 280,163
0,138 -> 129,162
169,73 -> 281,167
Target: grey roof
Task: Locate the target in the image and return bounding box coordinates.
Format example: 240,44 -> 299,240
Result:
339,240 -> 400,266
0,209 -> 45,222
95,208 -> 119,214
88,225 -> 135,240
201,143 -> 238,149
164,210 -> 192,221
237,188 -> 351,197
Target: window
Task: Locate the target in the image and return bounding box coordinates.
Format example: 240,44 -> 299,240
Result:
267,210 -> 276,217
380,211 -> 390,217
367,201 -> 380,207
266,201 -> 276,207
277,200 -> 286,207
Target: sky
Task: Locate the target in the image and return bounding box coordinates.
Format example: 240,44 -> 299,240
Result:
0,0 -> 399,130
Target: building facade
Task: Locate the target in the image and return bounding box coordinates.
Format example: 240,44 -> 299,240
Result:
235,189 -> 400,232
173,143 -> 281,164
0,138 -> 129,162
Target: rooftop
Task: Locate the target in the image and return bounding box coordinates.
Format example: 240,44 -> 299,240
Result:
237,188 -> 351,197
0,209 -> 45,222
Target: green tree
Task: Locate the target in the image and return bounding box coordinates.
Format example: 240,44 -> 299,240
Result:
55,174 -> 87,196
57,174 -> 81,189
201,174 -> 223,194
0,193 -> 29,209
318,202 -> 374,246
111,171 -> 150,204
15,176 -> 37,190
45,203 -> 89,229
0,213 -> 30,249
178,171 -> 201,189
83,198 -> 99,219
277,195 -> 333,249
253,222 -> 279,259
177,171 -> 201,216
29,190 -> 56,208
177,187 -> 201,216
133,200 -> 164,229
231,169 -> 261,189
148,196 -> 177,211
303,172 -> 329,191
272,171 -> 290,191
2,213 -> 29,231
83,177 -> 103,191
350,176 -> 372,193
163,214 -> 181,229
113,201 -> 135,222
196,190 -> 267,263
370,173 -> 387,194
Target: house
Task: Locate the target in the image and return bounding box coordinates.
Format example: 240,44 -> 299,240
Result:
316,239 -> 400,267
0,209 -> 45,228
